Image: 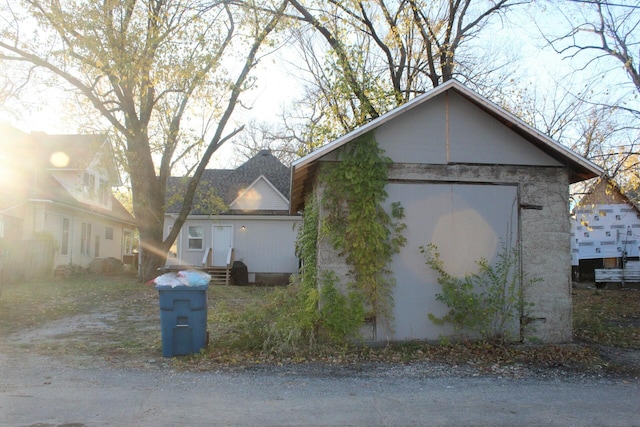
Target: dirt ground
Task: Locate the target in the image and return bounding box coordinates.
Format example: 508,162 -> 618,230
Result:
0,275 -> 638,376
1,278 -> 639,426
0,281 -> 638,376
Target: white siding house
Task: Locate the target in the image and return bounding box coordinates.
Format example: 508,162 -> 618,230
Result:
165,150 -> 301,285
571,178 -> 640,281
0,125 -> 137,278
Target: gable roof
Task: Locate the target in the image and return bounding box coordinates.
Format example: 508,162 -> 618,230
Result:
0,124 -> 120,184
290,79 -> 604,214
576,177 -> 640,212
0,124 -> 112,177
166,150 -> 291,215
229,174 -> 289,210
0,125 -> 135,225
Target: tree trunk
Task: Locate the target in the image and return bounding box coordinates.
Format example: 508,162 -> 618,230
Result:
127,132 -> 169,282
139,237 -> 168,283
133,191 -> 168,282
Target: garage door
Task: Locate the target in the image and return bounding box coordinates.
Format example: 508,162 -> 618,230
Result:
381,182 -> 519,341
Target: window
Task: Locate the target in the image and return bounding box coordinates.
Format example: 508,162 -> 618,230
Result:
80,222 -> 92,255
61,218 -> 70,255
99,178 -> 110,205
188,226 -> 203,250
105,227 -> 114,240
123,230 -> 133,255
83,173 -> 96,200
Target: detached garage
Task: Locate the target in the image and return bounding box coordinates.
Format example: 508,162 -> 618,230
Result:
290,80 -> 603,344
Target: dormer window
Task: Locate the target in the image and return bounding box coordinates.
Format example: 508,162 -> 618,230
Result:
83,172 -> 96,201
99,178 -> 110,206
83,173 -> 110,206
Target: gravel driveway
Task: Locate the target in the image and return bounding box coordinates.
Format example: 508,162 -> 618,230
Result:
1,296 -> 639,427
1,344 -> 639,426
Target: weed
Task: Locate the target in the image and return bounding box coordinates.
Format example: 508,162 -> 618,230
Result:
422,242 -> 537,342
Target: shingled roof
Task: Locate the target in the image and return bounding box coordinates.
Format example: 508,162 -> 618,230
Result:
166,150 -> 291,215
0,125 -> 135,225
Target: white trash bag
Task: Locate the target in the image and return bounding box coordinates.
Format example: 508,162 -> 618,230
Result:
177,270 -> 211,286
152,272 -> 184,288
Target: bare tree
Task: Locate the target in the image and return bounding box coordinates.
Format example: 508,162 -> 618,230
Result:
0,0 -> 288,280
232,120 -> 301,166
275,0 -> 529,144
544,0 -> 639,97
540,0 -> 640,191
0,59 -> 40,123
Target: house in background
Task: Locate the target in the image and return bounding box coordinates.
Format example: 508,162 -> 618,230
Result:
290,79 -> 602,344
165,150 -> 301,285
0,124 -> 137,278
571,177 -> 640,282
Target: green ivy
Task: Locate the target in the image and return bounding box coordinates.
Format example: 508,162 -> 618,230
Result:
318,271 -> 366,343
218,133 -> 406,353
319,132 -> 406,334
298,192 -> 320,293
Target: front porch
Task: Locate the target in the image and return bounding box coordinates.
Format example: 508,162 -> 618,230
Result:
161,246 -> 235,286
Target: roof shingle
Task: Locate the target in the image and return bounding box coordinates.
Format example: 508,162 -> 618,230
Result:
166,150 -> 290,215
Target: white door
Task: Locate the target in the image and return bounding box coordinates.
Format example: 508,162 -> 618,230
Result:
212,225 -> 233,267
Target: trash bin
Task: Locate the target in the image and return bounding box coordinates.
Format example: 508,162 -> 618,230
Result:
231,261 -> 248,286
156,283 -> 208,357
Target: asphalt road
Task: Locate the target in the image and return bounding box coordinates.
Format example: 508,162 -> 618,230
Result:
1,351 -> 639,427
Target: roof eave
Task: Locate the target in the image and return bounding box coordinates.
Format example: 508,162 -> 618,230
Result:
289,80 -> 604,212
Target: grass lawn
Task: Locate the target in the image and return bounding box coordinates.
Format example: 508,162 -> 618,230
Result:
0,275 -> 638,374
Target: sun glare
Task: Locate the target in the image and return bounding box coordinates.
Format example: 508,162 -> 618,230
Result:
49,151 -> 70,168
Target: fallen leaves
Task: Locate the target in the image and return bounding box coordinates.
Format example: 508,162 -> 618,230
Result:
1,276 -> 638,377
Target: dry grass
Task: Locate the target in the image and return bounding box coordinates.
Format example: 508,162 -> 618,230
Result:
0,273 -> 146,332
0,276 -> 638,375
0,273 -> 159,361
573,287 -> 640,349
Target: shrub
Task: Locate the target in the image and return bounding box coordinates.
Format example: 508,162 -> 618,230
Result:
421,242 -> 536,342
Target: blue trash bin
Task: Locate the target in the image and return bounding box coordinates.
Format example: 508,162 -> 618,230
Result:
156,284 -> 208,357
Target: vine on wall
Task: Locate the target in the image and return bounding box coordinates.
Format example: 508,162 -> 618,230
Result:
217,133 -> 406,352
319,132 -> 406,335
297,192 -> 319,292
295,187 -> 365,345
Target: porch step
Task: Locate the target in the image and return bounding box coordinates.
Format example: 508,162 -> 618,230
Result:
205,267 -> 230,286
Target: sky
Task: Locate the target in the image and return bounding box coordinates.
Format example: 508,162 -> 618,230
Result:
1,46 -> 302,169
1,1 -> 636,170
